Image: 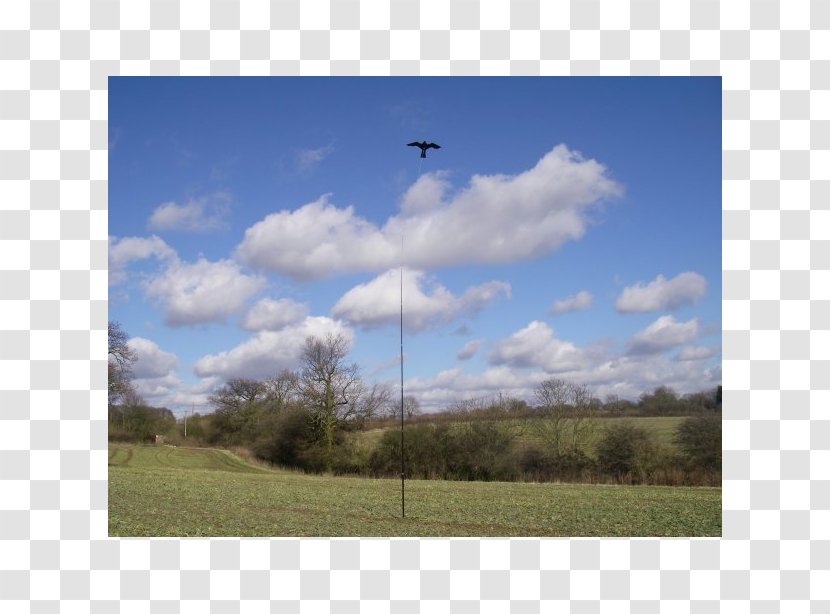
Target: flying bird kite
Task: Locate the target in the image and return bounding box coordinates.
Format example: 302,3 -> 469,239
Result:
407,141 -> 442,158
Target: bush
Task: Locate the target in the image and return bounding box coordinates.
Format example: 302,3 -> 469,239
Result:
368,424 -> 450,479
595,424 -> 656,483
674,415 -> 721,472
517,446 -> 594,482
368,421 -> 518,482
250,408 -> 316,469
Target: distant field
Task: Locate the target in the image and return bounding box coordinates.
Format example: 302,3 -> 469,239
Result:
356,415 -> 687,453
109,444 -> 721,537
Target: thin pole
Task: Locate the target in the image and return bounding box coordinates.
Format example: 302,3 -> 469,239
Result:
400,236 -> 405,518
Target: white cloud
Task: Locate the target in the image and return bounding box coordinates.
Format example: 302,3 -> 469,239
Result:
132,372 -> 182,401
615,272 -> 706,313
236,194 -> 397,280
487,320 -> 595,373
242,298 -> 309,331
405,366 -> 545,411
131,374 -> 219,413
109,235 -> 177,285
331,269 -> 510,332
457,339 -> 483,361
677,345 -> 719,361
124,337 -> 197,410
627,315 -> 699,355
127,337 -> 179,379
550,290 -> 593,315
147,192 -> 232,233
401,316 -> 719,410
295,144 -> 334,174
399,172 -> 450,217
406,351 -> 720,411
193,316 -> 353,381
236,144 -> 622,280
144,257 -> 266,326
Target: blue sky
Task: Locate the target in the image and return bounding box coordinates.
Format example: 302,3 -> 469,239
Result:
109,77 -> 721,413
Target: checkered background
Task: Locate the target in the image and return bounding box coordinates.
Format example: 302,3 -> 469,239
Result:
0,0 -> 825,610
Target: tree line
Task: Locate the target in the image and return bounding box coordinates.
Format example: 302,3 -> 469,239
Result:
109,322 -> 721,485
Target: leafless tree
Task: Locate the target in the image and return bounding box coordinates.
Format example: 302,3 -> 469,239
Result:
386,394 -> 421,420
534,378 -> 597,455
297,334 -> 362,469
534,378 -> 570,455
263,369 -> 300,411
404,395 -> 421,419
108,321 -> 136,404
567,384 -> 598,453
350,382 -> 393,423
208,378 -> 267,413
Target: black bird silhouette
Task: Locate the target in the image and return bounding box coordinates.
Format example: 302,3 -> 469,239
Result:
407,141 -> 442,158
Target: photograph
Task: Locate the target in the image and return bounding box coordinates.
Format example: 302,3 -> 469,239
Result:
107,77 -> 722,537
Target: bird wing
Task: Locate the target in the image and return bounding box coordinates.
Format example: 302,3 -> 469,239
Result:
426,143 -> 441,149
407,142 -> 422,147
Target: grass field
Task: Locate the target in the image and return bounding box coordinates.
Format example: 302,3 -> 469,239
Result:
359,415 -> 686,448
109,444 -> 721,537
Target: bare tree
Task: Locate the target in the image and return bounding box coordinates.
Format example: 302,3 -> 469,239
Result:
567,384 -> 598,453
386,394 -> 421,420
263,369 -> 300,411
534,378 -> 570,455
297,334 -> 362,469
534,379 -> 597,456
404,395 -> 421,419
208,378 -> 266,413
108,321 -> 136,405
351,382 -> 393,424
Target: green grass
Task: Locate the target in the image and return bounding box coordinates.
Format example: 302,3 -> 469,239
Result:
357,415 -> 686,455
109,444 -> 721,537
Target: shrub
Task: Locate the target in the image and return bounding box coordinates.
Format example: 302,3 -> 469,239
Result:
674,415 -> 722,472
595,424 -> 656,483
250,408 -> 315,469
517,447 -> 594,483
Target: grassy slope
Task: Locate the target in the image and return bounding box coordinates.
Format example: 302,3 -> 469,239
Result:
109,444 -> 721,538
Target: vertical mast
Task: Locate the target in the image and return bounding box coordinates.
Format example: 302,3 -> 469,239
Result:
400,238 -> 405,518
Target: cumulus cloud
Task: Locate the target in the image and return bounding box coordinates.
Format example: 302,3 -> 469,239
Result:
627,315 -> 699,355
236,194 -> 397,280
242,298 -> 309,331
109,235 -> 177,285
549,290 -> 593,315
407,350 -> 720,411
405,367 -> 545,411
457,339 -> 483,361
144,258 -> 266,326
147,192 -> 232,233
236,144 -> 622,279
193,316 -> 352,381
127,337 -> 179,379
123,337 -> 193,409
615,272 -> 706,313
677,345 -> 719,361
488,320 -> 595,373
132,372 -> 182,400
399,172 -> 450,217
331,269 -> 510,332
401,315 -> 720,410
